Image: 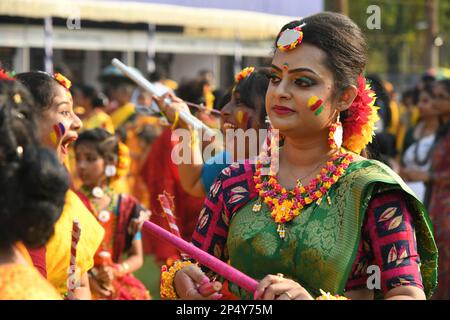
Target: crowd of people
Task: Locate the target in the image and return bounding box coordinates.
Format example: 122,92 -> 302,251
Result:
0,11 -> 448,300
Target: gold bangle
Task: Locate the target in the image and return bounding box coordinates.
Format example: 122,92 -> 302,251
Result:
171,111 -> 180,130
160,260 -> 196,300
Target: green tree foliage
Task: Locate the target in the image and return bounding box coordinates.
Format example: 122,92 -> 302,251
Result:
325,0 -> 449,85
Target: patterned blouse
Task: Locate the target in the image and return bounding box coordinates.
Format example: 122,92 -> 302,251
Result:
192,161 -> 424,296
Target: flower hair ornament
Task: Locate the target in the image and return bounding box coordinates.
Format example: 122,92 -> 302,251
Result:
341,75 -> 379,154
0,69 -> 16,81
235,66 -> 255,83
232,66 -> 255,93
53,72 -> 72,90
115,141 -> 131,180
276,23 -> 306,52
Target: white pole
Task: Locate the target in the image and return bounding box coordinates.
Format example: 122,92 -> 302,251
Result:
111,58 -> 214,136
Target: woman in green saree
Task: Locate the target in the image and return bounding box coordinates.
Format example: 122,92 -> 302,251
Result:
163,12 -> 438,300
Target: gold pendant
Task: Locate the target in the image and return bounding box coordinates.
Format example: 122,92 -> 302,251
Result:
277,224 -> 286,239
252,198 -> 262,212
327,196 -> 332,205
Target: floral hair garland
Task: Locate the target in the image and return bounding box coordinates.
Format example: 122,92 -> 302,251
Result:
276,24 -> 305,52
232,66 -> 255,93
53,72 -> 72,90
342,75 -> 379,154
0,69 -> 16,81
235,66 -> 255,84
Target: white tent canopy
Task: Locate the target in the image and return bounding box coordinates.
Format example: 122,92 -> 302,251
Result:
0,0 -> 297,40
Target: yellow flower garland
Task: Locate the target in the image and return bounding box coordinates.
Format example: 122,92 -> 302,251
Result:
160,260 -> 196,299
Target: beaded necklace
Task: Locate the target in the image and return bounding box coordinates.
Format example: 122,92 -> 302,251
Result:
253,148 -> 353,238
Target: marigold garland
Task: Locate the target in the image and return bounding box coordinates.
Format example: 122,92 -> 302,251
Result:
253,148 -> 353,238
160,260 -> 196,299
235,67 -> 255,84
342,75 -> 379,154
315,289 -> 349,300
328,122 -> 340,150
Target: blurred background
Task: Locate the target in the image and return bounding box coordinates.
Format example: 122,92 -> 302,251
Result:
1,0 -> 447,91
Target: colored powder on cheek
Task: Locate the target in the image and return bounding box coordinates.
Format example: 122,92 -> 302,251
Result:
307,96 -> 324,116
314,105 -> 325,116
246,114 -> 253,129
58,122 -> 66,136
235,111 -> 244,125
49,122 -> 66,145
50,130 -> 58,145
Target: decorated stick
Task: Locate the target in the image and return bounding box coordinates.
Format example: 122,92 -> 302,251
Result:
111,58 -> 214,136
157,191 -> 188,258
158,192 -> 181,238
158,191 -> 220,294
67,219 -> 81,300
186,102 -> 221,116
143,220 -> 259,294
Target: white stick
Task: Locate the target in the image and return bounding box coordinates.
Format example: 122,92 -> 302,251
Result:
111,58 -> 214,136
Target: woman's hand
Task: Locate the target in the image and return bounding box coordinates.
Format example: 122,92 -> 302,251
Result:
128,209 -> 151,235
173,264 -> 222,300
88,273 -> 113,298
96,265 -> 115,285
153,92 -> 191,125
254,274 -> 314,300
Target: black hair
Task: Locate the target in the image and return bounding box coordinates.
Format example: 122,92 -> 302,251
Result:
421,74 -> 436,86
402,88 -> 418,105
216,91 -> 231,110
435,78 -> 450,94
0,79 -> 69,249
176,78 -> 208,105
234,68 -> 271,126
137,123 -> 163,146
366,74 -> 391,129
275,12 -> 367,92
74,84 -> 106,108
435,79 -> 450,142
74,128 -> 119,164
420,83 -> 434,98
149,71 -> 162,82
16,71 -> 62,112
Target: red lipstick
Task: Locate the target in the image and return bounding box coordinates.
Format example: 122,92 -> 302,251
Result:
272,105 -> 295,115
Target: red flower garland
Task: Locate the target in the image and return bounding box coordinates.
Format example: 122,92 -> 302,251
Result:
0,69 -> 15,81
342,75 -> 379,154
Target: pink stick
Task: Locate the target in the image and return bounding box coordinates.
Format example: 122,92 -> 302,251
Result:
143,220 -> 259,294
